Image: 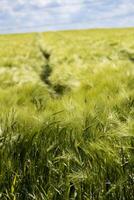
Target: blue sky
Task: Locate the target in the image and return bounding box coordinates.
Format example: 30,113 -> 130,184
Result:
0,0 -> 134,33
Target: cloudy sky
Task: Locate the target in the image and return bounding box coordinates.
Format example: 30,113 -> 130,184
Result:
0,0 -> 134,33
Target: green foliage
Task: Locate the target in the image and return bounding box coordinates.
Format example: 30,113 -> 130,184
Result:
0,29 -> 134,199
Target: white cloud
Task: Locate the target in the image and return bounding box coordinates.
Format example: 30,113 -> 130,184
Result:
0,1 -> 11,12
0,0 -> 134,33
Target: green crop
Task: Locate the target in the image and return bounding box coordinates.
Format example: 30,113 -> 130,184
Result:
0,28 -> 134,199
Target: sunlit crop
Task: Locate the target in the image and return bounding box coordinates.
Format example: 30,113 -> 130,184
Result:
0,28 -> 134,199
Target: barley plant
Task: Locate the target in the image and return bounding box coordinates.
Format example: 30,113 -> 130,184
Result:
0,29 -> 134,200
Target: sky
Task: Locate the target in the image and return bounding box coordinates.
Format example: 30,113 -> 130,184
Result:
0,0 -> 134,34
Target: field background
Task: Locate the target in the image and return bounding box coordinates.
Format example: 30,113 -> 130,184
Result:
0,28 -> 134,199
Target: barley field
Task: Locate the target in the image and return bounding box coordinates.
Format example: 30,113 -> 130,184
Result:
0,28 -> 134,200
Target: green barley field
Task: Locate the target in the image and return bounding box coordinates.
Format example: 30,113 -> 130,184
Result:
0,28 -> 134,200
